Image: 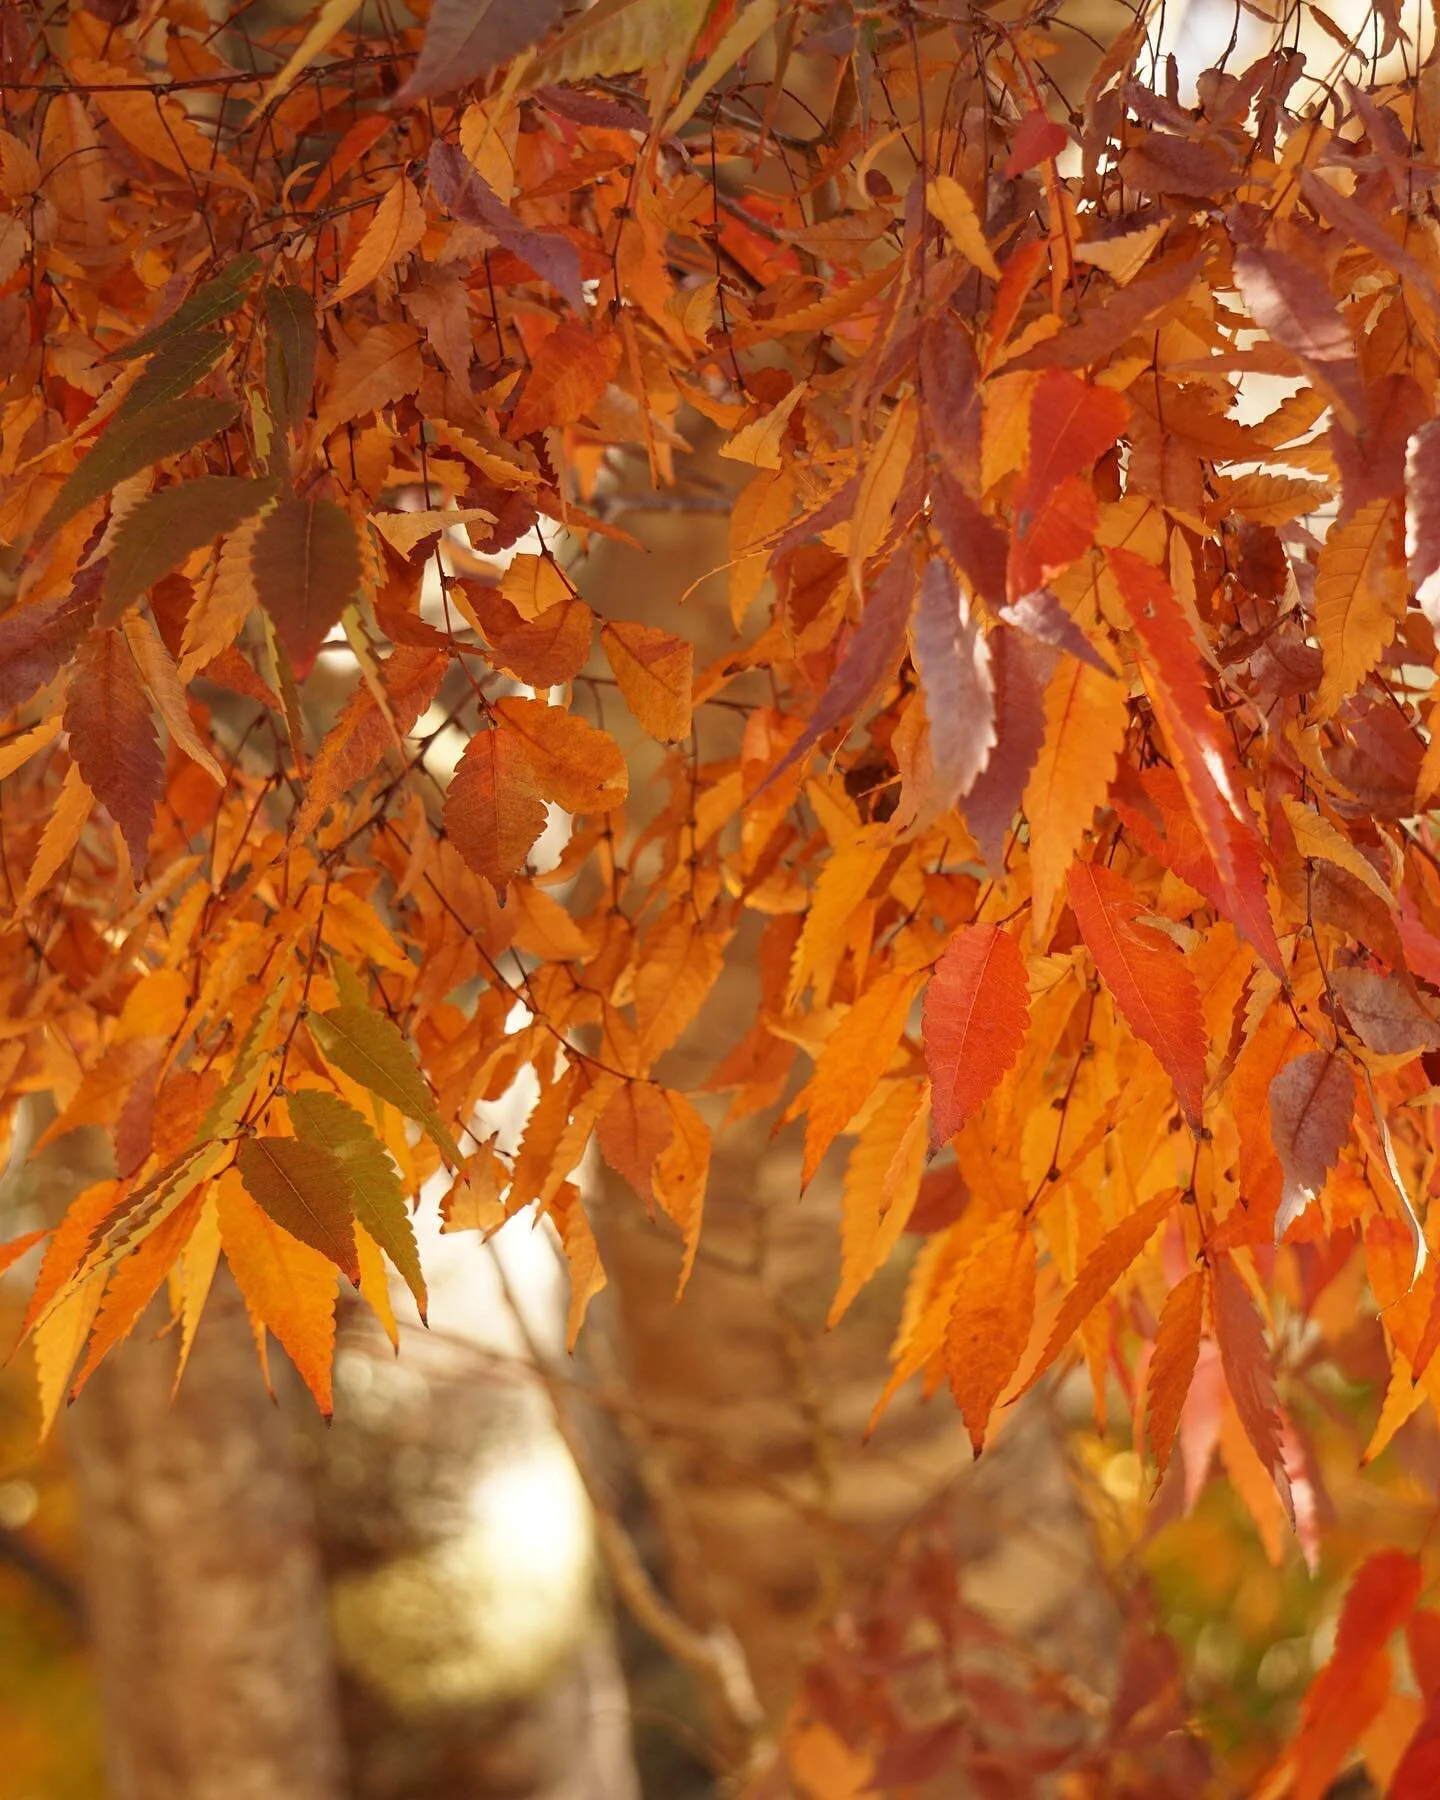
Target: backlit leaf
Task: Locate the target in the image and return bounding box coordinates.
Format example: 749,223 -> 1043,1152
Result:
922,924 -> 1030,1149
601,619 -> 693,742
236,1136 -> 360,1283
1067,862 -> 1208,1128
308,1002 -> 460,1163
1146,1269 -> 1204,1481
1269,1052 -> 1356,1239
945,1219 -> 1037,1455
795,968 -> 923,1186
287,1089 -> 426,1319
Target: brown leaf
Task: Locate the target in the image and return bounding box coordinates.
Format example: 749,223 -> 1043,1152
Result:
428,139 -> 584,313
399,0 -> 565,100
250,497 -> 361,666
62,627 -> 164,864
1269,1052 -> 1355,1239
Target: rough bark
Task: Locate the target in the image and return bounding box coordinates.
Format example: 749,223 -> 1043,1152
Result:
65,1271 -> 348,1800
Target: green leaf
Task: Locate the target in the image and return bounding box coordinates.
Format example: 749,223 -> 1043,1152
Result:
236,1135 -> 360,1282
308,1002 -> 461,1163
37,396 -> 240,544
114,331 -> 228,424
114,254 -> 260,359
251,497 -> 361,665
287,1090 -> 427,1320
104,476 -> 278,609
264,285 -> 318,439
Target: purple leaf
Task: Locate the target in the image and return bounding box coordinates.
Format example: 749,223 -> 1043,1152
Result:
398,0 -> 566,103
428,139 -> 585,315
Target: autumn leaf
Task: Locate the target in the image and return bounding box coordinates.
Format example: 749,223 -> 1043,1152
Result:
216,1171 -> 338,1415
444,724 -> 550,892
1313,498 -> 1406,717
921,925 -> 1030,1149
491,697 -> 628,813
62,627 -> 164,864
1213,1255 -> 1292,1522
793,968 -> 923,1186
510,319 -> 623,438
399,0 -> 565,100
1067,862 -> 1208,1129
1275,1550 -> 1421,1800
945,1219 -> 1037,1455
250,497 -> 361,666
287,1089 -> 426,1319
236,1136 -> 360,1284
1269,1052 -> 1356,1239
601,619 -> 694,742
37,396 -> 239,544
104,476 -> 277,610
428,139 -> 585,314
909,558 -> 996,815
1024,658 -> 1129,941
309,1001 -> 460,1164
1146,1269 -> 1204,1482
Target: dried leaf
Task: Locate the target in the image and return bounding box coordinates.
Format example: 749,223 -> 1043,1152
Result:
250,497 -> 361,666
62,627 -> 163,864
236,1136 -> 360,1283
1269,1052 -> 1356,1239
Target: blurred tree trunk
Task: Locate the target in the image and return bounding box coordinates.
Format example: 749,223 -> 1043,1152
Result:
64,1271 -> 348,1800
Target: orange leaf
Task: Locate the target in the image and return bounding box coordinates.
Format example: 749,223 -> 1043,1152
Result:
830,1080 -> 928,1326
794,967 -> 922,1186
1146,1268 -> 1204,1481
601,618 -> 694,742
443,724 -> 549,892
1067,862 -> 1207,1128
216,1171 -> 338,1416
1020,1187 -> 1177,1395
1023,657 -> 1128,941
1281,1550 -> 1421,1800
921,924 -> 1030,1148
945,1218 -> 1036,1454
510,320 -> 622,438
492,697 -> 628,813
1212,1255 -> 1292,1523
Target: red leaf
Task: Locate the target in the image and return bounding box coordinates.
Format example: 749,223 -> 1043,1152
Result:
1019,371 -> 1129,525
0,570 -> 101,714
1067,862 -> 1208,1128
62,627 -> 164,864
1212,1256 -> 1293,1523
1284,1550 -> 1421,1800
922,923 -> 1030,1148
1268,1052 -> 1355,1239
1004,109 -> 1068,176
1109,546 -> 1281,973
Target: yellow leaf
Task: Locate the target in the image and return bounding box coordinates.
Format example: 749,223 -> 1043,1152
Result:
926,175 -> 1001,278
664,0 -> 779,137
1074,222 -> 1166,285
1282,795 -> 1397,909
830,1080 -> 928,1326
368,506 -> 495,556
1313,498 -> 1405,718
123,611 -> 223,784
32,1274 -> 103,1438
260,0 -> 363,108
0,713 -> 60,780
178,515 -> 264,680
849,397 -> 918,587
718,382 -> 806,470
21,761 -> 92,910
550,1181 -> 606,1352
